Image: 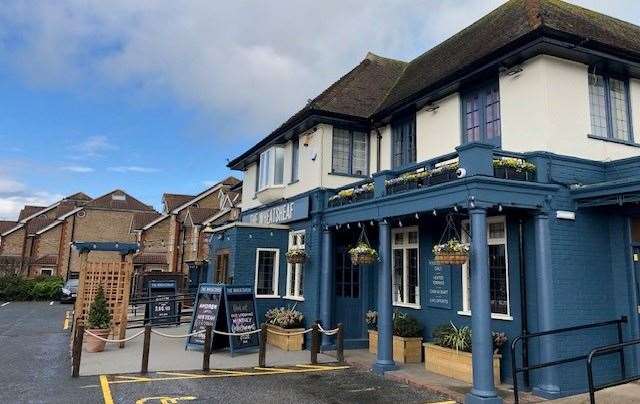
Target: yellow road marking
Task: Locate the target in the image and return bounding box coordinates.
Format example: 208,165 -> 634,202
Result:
294,364 -> 349,370
114,375 -> 153,382
428,401 -> 457,404
253,367 -> 299,373
136,396 -> 197,404
63,317 -> 69,330
100,375 -> 114,404
209,369 -> 253,375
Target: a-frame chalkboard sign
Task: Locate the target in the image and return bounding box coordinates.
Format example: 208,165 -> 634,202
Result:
186,284 -> 259,355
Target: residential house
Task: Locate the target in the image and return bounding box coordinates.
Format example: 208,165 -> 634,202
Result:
209,1 -> 640,401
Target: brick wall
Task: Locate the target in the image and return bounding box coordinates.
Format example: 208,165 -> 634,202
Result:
1,228 -> 26,256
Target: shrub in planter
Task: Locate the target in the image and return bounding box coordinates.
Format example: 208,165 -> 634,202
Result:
433,239 -> 469,266
493,157 -> 536,181
367,310 -> 423,363
265,306 -> 305,351
85,286 -> 112,353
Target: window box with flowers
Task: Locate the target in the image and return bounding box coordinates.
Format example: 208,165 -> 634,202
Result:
384,170 -> 430,194
366,310 -> 423,363
424,322 -> 506,383
428,162 -> 459,185
327,183 -> 374,207
493,157 -> 536,181
265,307 -> 305,351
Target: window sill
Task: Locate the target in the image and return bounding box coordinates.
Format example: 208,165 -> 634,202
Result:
256,295 -> 281,299
283,295 -> 305,302
587,134 -> 640,148
457,310 -> 513,321
393,302 -> 421,310
288,179 -> 299,185
327,171 -> 369,179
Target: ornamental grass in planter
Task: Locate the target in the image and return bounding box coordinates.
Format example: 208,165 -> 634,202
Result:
433,239 -> 469,266
423,322 -> 506,383
367,310 -> 423,363
265,306 -> 305,351
493,157 -> 536,181
85,286 -> 112,353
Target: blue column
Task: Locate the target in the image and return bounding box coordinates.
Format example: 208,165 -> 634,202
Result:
320,228 -> 333,347
532,212 -> 561,397
373,219 -> 397,374
465,208 -> 502,404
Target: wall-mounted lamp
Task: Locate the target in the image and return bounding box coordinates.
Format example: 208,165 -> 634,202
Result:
498,204 -> 503,213
414,213 -> 419,220
432,209 -> 437,216
398,220 -> 403,228
424,103 -> 440,112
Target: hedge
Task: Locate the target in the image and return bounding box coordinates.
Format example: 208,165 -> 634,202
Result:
0,275 -> 64,301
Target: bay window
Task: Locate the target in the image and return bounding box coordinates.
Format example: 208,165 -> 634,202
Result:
285,230 -> 305,300
258,146 -> 285,190
332,128 -> 368,176
392,227 -> 420,308
460,216 -> 511,319
589,73 -> 633,142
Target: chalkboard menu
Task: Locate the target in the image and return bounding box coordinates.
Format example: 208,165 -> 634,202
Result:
146,280 -> 178,326
224,285 -> 259,354
186,284 -> 224,349
427,264 -> 451,309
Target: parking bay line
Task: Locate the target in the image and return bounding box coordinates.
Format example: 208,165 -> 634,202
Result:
100,375 -> 114,404
1,302 -> 10,307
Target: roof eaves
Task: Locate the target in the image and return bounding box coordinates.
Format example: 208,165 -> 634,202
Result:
141,213 -> 170,231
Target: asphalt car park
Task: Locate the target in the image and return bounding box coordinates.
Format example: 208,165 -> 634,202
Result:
0,302 -> 452,404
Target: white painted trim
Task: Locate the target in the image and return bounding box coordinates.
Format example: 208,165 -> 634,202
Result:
255,248 -> 280,297
457,310 -> 514,321
19,202 -> 60,224
283,295 -> 305,302
141,213 -> 171,231
393,302 -> 421,310
202,208 -> 231,226
1,224 -> 24,237
286,230 -> 305,300
391,226 -> 420,307
208,221 -> 289,233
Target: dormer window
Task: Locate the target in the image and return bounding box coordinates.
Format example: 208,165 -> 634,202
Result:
258,146 -> 285,190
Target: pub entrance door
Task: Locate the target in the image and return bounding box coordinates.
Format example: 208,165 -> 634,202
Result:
333,248 -> 368,348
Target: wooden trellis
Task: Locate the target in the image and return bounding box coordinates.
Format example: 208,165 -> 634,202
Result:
74,255 -> 133,348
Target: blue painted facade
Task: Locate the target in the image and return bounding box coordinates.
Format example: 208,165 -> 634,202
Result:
209,143 -> 640,398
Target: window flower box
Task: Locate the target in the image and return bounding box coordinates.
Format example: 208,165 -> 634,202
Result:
428,163 -> 459,185
493,158 -> 535,181
423,343 -> 500,383
266,324 -> 305,351
368,330 -> 422,364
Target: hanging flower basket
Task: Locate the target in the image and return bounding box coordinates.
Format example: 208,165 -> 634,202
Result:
349,242 -> 379,265
433,239 -> 470,265
286,248 -> 307,264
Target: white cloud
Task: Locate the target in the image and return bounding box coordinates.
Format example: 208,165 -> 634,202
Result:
0,177 -> 26,194
0,174 -> 62,220
61,165 -> 94,173
70,135 -> 117,158
108,165 -> 160,173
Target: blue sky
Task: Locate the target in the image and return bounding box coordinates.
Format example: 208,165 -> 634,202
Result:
0,0 -> 638,219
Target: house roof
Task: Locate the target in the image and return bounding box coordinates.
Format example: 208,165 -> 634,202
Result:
18,205 -> 47,221
227,53 -> 407,169
228,0 -> 640,169
65,192 -> 92,202
33,255 -> 58,266
0,220 -> 18,234
131,212 -> 163,231
163,194 -> 195,212
170,176 -> 241,214
84,190 -> 155,212
377,0 -> 640,113
186,207 -> 219,225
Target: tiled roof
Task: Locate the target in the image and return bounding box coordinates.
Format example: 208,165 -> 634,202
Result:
18,205 -> 46,221
163,194 -> 195,212
133,253 -> 167,264
65,192 -> 92,202
378,0 -> 640,112
26,217 -> 56,234
131,212 -> 163,231
85,190 -> 155,212
187,207 -> 219,225
33,255 -> 58,265
0,220 -> 18,234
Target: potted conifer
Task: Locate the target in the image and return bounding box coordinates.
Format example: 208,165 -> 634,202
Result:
84,285 -> 112,353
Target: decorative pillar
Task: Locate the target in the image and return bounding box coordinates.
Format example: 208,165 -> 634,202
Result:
466,208 -> 502,404
532,211 -> 560,397
373,219 -> 397,374
320,228 -> 333,347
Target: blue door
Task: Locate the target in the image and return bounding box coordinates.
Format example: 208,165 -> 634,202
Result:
334,249 -> 367,347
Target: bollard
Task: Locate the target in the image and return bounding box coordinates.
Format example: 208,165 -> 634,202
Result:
141,325 -> 151,374
258,323 -> 267,368
311,322 -> 320,365
336,323 -> 344,363
202,325 -> 213,371
72,322 -> 85,378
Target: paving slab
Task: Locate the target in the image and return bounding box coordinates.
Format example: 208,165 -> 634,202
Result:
80,324 -> 335,376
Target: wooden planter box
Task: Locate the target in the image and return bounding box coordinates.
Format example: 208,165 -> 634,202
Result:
368,330 -> 422,363
494,167 -> 534,182
423,343 -> 501,383
266,324 -> 304,351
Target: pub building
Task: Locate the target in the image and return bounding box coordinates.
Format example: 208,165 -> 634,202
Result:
208,1 -> 640,402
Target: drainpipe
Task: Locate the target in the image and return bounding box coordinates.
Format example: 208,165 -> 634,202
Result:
518,218 -> 530,389
66,214 -> 77,280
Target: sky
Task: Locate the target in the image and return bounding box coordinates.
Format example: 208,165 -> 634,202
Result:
0,0 -> 639,219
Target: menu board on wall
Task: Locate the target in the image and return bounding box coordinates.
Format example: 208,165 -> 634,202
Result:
223,285 -> 259,355
186,284 -> 224,350
427,264 -> 451,309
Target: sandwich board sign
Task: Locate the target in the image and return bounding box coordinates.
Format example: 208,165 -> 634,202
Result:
146,280 -> 179,326
186,284 -> 224,350
223,285 -> 259,354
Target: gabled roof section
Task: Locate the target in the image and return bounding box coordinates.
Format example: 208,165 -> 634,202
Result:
163,194 -> 195,212
170,176 -> 241,214
186,207 -> 219,225
227,53 -> 407,170
26,217 -> 56,235
18,205 -> 47,221
0,220 -> 18,234
65,192 -> 92,202
85,190 -> 155,212
377,0 -> 640,113
131,212 -> 163,232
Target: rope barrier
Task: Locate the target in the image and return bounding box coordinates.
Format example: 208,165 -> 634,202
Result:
213,328 -> 263,336
265,328 -> 314,337
84,329 -> 145,343
317,324 -> 340,336
151,329 -> 205,338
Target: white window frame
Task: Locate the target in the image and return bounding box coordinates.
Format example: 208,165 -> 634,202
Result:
458,215 -> 512,321
285,230 -> 305,301
254,248 -> 280,298
40,267 -> 54,276
392,226 -> 421,309
258,146 -> 285,191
